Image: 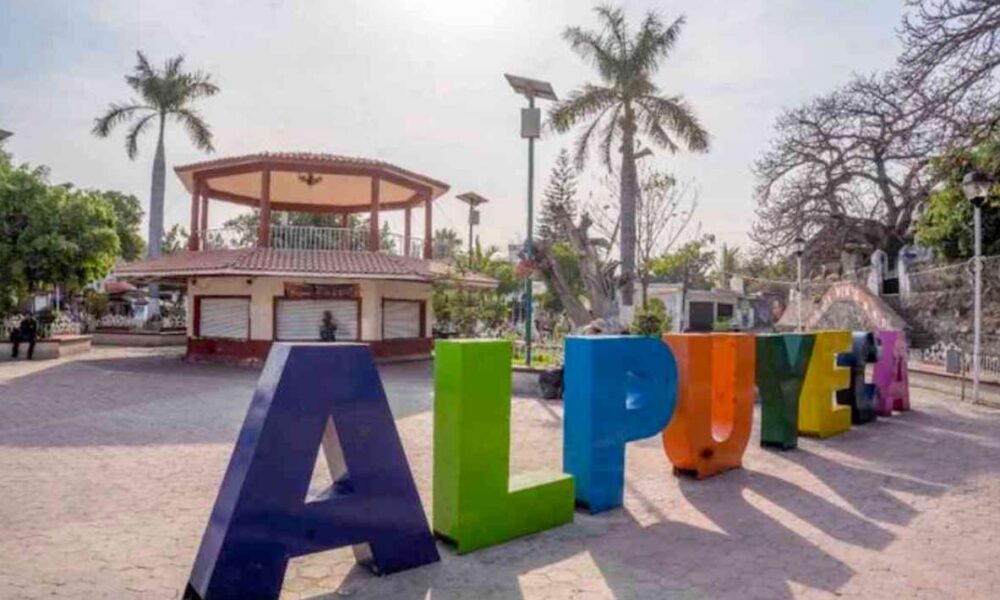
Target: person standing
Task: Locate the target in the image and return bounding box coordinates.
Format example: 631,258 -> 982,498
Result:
11,313 -> 38,360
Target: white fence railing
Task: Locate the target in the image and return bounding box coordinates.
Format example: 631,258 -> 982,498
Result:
912,341 -> 1000,379
196,225 -> 424,257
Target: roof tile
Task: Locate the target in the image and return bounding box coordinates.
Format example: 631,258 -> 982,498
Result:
114,248 -> 497,288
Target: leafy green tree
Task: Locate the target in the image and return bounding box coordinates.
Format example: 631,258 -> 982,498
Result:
630,296 -> 672,335
379,221 -> 397,253
538,149 -> 578,244
651,235 -> 716,288
550,5 -> 709,308
741,251 -> 793,296
92,52 -> 218,262
458,240 -> 519,296
433,241 -> 519,336
161,224 -> 189,254
95,190 -> 146,261
0,158 -> 120,314
916,141 -> 1000,260
0,156 -> 45,313
539,242 -> 584,316
650,235 -> 715,330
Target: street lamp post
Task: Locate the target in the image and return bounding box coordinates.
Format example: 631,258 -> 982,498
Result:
961,170 -> 993,404
505,74 -> 557,367
456,192 -> 489,256
793,236 -> 805,332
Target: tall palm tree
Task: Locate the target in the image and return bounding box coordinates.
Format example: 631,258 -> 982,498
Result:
93,52 -> 218,263
550,5 -> 709,308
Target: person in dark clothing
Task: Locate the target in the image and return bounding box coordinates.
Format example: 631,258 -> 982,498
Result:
11,313 -> 38,360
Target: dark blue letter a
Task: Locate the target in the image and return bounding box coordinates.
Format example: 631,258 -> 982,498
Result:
184,344 -> 438,600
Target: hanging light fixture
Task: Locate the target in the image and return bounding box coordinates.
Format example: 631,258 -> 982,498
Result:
298,172 -> 323,186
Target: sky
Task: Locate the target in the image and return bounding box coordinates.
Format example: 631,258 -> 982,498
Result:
0,0 -> 905,255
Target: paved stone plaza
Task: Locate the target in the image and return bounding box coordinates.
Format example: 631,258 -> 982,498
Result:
1,347 -> 999,599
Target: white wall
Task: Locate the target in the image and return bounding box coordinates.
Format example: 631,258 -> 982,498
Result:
187,276 -> 432,341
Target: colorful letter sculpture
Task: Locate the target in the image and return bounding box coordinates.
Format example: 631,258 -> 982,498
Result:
798,330 -> 853,438
662,334 -> 755,479
756,333 -> 815,450
836,331 -> 880,424
873,329 -> 911,415
433,340 -> 574,553
563,336 -> 678,513
183,344 -> 438,600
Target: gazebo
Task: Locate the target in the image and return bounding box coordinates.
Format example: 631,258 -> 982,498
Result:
177,152 -> 449,256
116,152 -> 493,364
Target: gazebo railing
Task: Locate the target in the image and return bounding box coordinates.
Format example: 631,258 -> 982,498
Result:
270,226 -> 370,251
196,225 -> 424,257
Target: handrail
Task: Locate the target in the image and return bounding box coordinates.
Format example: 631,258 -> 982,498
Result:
196,225 -> 424,257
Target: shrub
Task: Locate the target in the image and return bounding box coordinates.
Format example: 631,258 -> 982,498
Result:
630,297 -> 673,336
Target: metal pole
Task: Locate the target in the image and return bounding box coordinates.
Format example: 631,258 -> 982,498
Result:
797,254 -> 803,332
973,205 -> 982,404
525,95 -> 536,367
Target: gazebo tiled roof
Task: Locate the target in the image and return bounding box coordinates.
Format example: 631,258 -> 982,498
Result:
115,249 -> 497,288
176,152 -> 449,189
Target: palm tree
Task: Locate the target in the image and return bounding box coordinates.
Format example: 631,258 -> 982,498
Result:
93,52 -> 218,264
550,5 -> 709,308
715,243 -> 742,289
432,228 -> 463,260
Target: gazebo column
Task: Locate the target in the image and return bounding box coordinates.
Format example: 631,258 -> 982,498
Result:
188,180 -> 202,251
404,206 -> 412,257
423,193 -> 432,259
339,213 -> 349,250
369,175 -> 381,252
199,195 -> 209,237
259,169 -> 272,248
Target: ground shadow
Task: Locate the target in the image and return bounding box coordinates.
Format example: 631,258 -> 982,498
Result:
777,402 -> 999,530
830,405 -> 1000,488
0,352 -> 434,448
298,460 -> 888,600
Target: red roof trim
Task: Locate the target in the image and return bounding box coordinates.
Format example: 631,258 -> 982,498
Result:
114,249 -> 497,288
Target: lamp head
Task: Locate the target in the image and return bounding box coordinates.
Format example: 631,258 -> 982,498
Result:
793,236 -> 806,258
962,170 -> 993,208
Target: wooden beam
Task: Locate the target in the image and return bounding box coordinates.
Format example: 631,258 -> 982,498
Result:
369,175 -> 381,252
188,179 -> 202,250
187,159 -> 438,198
404,206 -> 412,258
199,194 -> 209,234
423,193 -> 432,259
259,169 -> 272,248
204,187 -> 417,214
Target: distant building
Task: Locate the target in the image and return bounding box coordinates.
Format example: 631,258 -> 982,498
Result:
643,282 -> 757,332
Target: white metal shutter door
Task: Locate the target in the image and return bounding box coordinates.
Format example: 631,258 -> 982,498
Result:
276,299 -> 358,341
199,298 -> 249,339
383,300 -> 421,339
